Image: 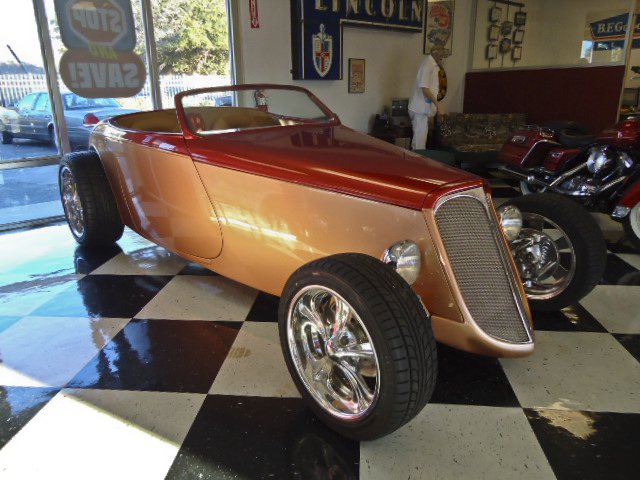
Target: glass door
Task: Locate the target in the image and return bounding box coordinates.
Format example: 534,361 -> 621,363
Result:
0,0 -> 63,228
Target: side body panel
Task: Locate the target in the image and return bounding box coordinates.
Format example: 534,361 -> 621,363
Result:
92,126 -> 222,260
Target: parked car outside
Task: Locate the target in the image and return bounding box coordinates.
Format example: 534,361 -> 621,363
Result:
1,92 -> 137,149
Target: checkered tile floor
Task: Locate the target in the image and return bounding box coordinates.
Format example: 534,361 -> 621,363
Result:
0,172 -> 638,479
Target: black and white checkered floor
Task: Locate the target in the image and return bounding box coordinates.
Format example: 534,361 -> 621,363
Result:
0,172 -> 638,479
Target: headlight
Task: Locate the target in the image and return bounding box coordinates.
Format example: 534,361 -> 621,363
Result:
497,205 -> 522,241
382,240 -> 421,285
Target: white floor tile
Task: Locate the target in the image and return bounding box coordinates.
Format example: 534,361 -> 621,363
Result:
501,331 -> 640,412
136,275 -> 258,321
0,389 -> 205,480
210,322 -> 300,398
91,247 -> 186,275
579,285 -> 640,334
0,316 -> 129,387
360,404 -> 554,480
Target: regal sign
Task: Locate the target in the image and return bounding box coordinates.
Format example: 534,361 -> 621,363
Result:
587,12 -> 640,51
291,0 -> 424,80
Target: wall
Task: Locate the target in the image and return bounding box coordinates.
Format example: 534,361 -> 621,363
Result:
472,0 -> 632,70
464,66 -> 625,133
233,0 -> 473,132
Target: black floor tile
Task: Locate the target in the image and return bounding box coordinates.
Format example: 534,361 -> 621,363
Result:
67,319 -> 241,393
72,245 -> 123,274
525,408 -> 640,480
533,304 -> 607,332
600,254 -> 640,285
614,334 -> 640,363
166,395 -> 359,480
605,240 -> 638,255
429,344 -> 520,407
177,262 -> 219,276
244,292 -> 279,323
0,386 -> 59,448
30,275 -> 171,318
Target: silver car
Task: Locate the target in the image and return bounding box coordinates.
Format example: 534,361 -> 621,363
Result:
1,92 -> 137,149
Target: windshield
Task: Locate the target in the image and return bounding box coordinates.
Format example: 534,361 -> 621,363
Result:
177,86 -> 336,135
63,94 -> 121,110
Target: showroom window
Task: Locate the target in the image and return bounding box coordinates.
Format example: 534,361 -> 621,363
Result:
0,0 -> 232,230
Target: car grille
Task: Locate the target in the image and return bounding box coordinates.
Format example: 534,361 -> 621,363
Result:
434,191 -> 531,343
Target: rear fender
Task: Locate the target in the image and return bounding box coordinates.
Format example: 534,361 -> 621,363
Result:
619,180 -> 640,208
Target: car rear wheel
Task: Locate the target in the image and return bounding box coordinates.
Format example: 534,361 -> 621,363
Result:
505,193 -> 606,311
59,150 -> 124,246
1,130 -> 12,144
623,202 -> 640,251
279,253 -> 437,440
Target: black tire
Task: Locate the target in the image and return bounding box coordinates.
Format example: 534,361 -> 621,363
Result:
1,129 -> 12,144
622,202 -> 640,252
279,253 -> 437,440
505,193 -> 606,311
59,150 -> 124,246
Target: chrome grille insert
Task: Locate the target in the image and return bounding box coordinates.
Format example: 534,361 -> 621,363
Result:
434,189 -> 531,344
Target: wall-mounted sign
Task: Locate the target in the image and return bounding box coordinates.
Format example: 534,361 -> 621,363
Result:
291,0 -> 424,80
54,0 -> 145,98
424,1 -> 454,57
587,11 -> 640,51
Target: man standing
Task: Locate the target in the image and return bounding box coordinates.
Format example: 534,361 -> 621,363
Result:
409,50 -> 443,150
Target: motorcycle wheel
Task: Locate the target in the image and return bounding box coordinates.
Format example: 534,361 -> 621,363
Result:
504,193 -> 606,312
623,202 -> 640,251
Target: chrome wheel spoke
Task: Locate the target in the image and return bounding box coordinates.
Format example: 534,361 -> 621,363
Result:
334,359 -> 374,412
330,295 -> 350,339
287,286 -> 380,419
554,236 -> 571,252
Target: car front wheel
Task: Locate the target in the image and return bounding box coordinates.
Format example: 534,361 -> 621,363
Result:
279,253 -> 437,440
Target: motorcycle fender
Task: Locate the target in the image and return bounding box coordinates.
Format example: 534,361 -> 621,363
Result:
619,181 -> 640,208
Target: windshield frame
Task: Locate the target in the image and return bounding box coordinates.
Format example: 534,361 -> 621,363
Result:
175,84 -> 340,139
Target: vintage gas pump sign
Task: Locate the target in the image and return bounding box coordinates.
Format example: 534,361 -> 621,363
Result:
291,0 -> 424,80
55,0 -> 146,98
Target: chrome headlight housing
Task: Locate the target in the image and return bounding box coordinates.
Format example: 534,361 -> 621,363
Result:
382,240 -> 421,285
497,204 -> 522,242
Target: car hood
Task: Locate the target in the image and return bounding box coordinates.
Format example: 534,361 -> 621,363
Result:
187,124 -> 484,210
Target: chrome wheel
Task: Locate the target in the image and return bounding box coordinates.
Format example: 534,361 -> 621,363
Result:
60,166 -> 85,238
287,285 -> 380,420
511,213 -> 576,300
629,203 -> 640,244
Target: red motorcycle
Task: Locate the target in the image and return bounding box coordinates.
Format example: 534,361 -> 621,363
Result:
499,118 -> 640,251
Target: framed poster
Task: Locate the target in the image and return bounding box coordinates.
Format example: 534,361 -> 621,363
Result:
423,1 -> 455,57
512,46 -> 522,60
486,43 -> 498,60
514,11 -> 527,26
488,24 -> 500,41
513,29 -> 525,44
348,58 -> 365,93
489,6 -> 501,23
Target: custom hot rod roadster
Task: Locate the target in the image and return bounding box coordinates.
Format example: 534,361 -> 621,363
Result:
58,84 -> 605,440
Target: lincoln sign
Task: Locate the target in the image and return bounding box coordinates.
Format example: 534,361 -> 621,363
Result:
55,0 -> 145,98
291,0 -> 424,80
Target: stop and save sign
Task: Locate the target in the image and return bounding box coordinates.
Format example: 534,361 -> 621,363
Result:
55,0 -> 145,98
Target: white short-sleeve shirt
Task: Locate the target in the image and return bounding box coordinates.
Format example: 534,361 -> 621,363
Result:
409,55 -> 440,116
